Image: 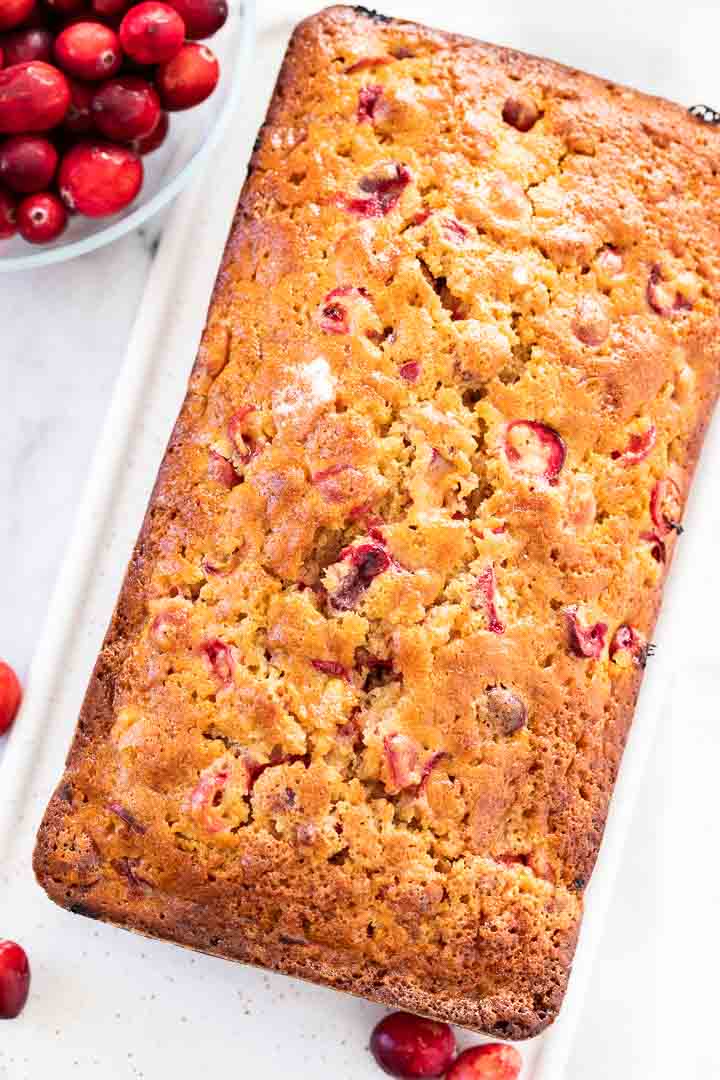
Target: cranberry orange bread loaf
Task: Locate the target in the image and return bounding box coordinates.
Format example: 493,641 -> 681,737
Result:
35,5 -> 720,1038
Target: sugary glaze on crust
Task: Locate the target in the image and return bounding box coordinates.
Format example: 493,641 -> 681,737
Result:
34,5 -> 720,1038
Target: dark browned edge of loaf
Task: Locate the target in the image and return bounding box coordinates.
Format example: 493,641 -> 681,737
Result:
33,4 -> 720,1040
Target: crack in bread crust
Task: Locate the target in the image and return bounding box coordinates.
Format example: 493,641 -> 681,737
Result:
34,5 -> 720,1039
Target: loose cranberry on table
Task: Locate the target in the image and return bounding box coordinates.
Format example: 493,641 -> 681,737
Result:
17,189 -> 67,241
0,941 -> 30,1020
59,140 -> 142,215
156,41 -> 219,110
370,1012 -> 456,1078
0,659 -> 22,735
0,61 -> 71,133
0,184 -> 16,236
0,134 -> 58,192
91,75 -> 160,141
0,27 -> 54,65
445,1044 -> 523,1080
167,0 -> 227,39
119,2 -> 185,65
54,21 -> 122,80
0,0 -> 35,33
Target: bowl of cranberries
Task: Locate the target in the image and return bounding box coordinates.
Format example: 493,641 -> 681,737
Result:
0,0 -> 254,269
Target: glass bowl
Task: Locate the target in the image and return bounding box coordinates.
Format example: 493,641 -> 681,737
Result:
0,0 -> 256,273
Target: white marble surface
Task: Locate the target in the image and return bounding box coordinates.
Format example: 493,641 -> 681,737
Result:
2,1 -> 720,1077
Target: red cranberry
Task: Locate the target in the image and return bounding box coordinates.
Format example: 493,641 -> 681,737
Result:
184,754 -> 233,832
0,941 -> 30,1019
340,161 -> 411,217
318,285 -> 369,334
0,61 -> 70,133
399,360 -> 420,381
445,1043 -> 523,1080
54,22 -> 121,80
640,529 -> 666,563
17,190 -> 66,242
0,184 -> 16,237
201,638 -> 235,683
383,734 -> 420,791
59,141 -> 142,216
370,1012 -> 456,1078
502,93 -> 539,132
357,83 -> 383,123
565,606 -> 607,659
473,564 -> 505,634
207,448 -> 239,487
0,660 -> 22,735
130,107 -> 167,153
0,27 -> 53,65
609,624 -> 648,667
646,263 -> 692,316
166,0 -> 227,39
650,476 -> 683,536
504,419 -> 566,484
45,0 -> 87,12
311,658 -> 351,681
91,75 -> 160,141
0,134 -> 57,192
0,0 -> 35,32
91,0 -> 129,13
63,75 -> 94,133
611,424 -> 656,465
156,41 -> 219,110
120,2 -> 184,64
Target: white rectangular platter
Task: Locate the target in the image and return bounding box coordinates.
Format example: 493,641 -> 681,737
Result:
3,3 -> 720,1078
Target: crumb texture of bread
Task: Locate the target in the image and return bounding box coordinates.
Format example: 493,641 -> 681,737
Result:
34,4 -> 720,1039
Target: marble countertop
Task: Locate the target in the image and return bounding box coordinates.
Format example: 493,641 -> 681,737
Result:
3,2 -> 719,1077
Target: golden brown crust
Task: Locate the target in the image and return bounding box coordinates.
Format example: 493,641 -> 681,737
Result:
35,5 -> 720,1039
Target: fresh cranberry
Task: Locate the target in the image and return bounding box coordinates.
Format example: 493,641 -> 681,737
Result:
346,54 -> 393,73
609,624 -> 647,666
504,419 -> 566,484
445,1043 -> 522,1080
417,749 -> 447,794
311,658 -> 350,681
330,541 -> 391,612
200,638 -> 235,683
0,183 -> 16,236
120,2 -> 184,64
502,93 -> 539,131
91,0 -> 129,13
0,61 -> 70,133
130,107 -> 167,153
611,424 -> 656,465
166,0 -> 227,39
45,0 -> 87,12
650,476 -> 683,536
340,161 -> 411,217
383,733 -> 420,791
357,83 -> 383,123
646,264 -> 692,316
0,0 -> 35,32
370,1012 -> 456,1078
0,941 -> 30,1019
156,42 -> 219,110
565,606 -> 608,659
91,75 -> 160,141
473,564 -> 505,634
58,141 -> 142,216
0,134 -> 57,192
0,27 -> 53,65
16,189 -> 66,241
184,754 -> 233,832
0,660 -> 22,735
62,75 -> 94,133
54,21 -> 121,80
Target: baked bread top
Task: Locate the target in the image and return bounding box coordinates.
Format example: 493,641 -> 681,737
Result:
35,5 -> 720,1038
